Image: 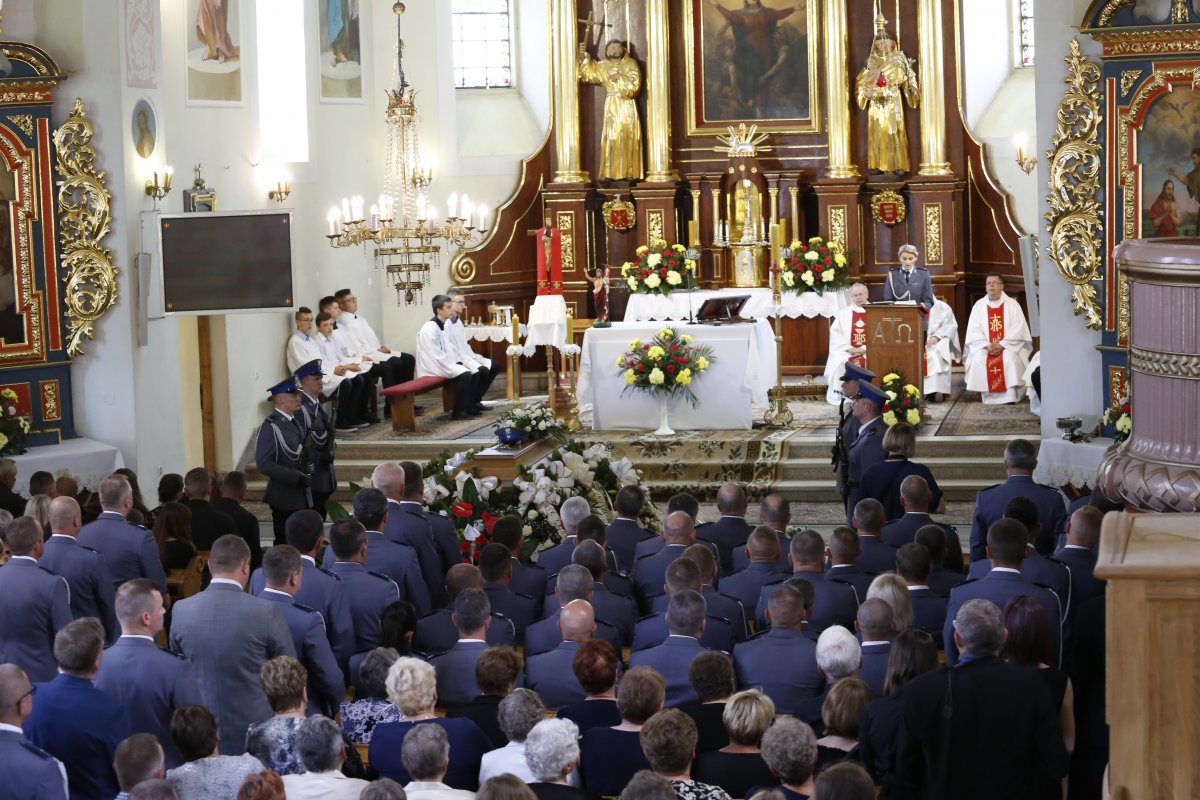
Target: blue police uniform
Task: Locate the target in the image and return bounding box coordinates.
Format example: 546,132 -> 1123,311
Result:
969,475 -> 1067,561
324,531 -> 432,617
535,537 -> 578,575
855,535 -> 900,576
250,555 -> 357,673
412,608 -> 516,655
297,377 -> 337,513
40,534 -> 117,640
385,499 -> 452,609
632,543 -> 690,609
1052,545 -> 1105,607
629,635 -> 713,707
0,557 -> 72,683
884,264 -> 934,309
544,583 -> 638,646
859,641 -> 891,696
524,612 -> 623,657
881,513 -> 966,574
392,500 -> 462,578
720,564 -> 785,623
633,536 -> 665,562
94,635 -> 205,769
732,628 -> 823,709
841,415 -> 888,514
824,563 -> 873,602
259,588 -> 347,716
544,569 -> 633,600
730,531 -> 791,573
77,511 -> 166,593
23,673 -> 132,800
757,571 -> 858,634
256,378 -> 313,546
631,611 -> 736,653
481,583 -> 539,643
525,640 -> 588,709
967,553 -> 1072,623
510,558 -> 549,602
907,586 -> 948,641
697,516 -> 755,575
0,726 -> 67,799
328,561 -> 400,654
605,518 -> 655,574
929,568 -> 967,597
944,569 -> 1061,665
703,586 -> 748,640
429,640 -> 490,707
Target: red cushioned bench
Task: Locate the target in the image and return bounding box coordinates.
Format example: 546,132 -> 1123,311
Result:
379,376 -> 458,432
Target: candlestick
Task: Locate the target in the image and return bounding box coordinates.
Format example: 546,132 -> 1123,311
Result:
511,313 -> 520,345
370,205 -> 379,230
688,220 -> 698,248
327,208 -> 338,236
341,197 -> 350,222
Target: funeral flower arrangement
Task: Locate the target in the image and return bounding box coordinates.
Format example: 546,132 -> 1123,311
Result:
618,327 -> 715,406
881,371 -> 925,427
778,236 -> 851,295
621,240 -> 697,296
495,402 -> 566,442
1101,396 -> 1132,444
0,388 -> 32,455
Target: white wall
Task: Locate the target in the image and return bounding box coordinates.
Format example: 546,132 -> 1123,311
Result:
961,0 -> 1016,130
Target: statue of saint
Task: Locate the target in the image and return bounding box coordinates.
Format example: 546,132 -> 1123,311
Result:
591,268 -> 611,327
854,15 -> 918,174
579,40 -> 644,183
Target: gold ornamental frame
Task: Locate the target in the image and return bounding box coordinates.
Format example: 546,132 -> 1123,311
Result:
870,189 -> 907,225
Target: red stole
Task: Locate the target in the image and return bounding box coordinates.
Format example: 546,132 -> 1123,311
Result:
986,304 -> 1006,392
850,310 -> 867,368
536,227 -> 563,295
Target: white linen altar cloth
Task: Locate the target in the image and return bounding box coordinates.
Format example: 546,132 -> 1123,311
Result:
13,438 -> 125,498
464,324 -> 528,343
577,320 -> 776,431
1033,437 -> 1115,488
625,286 -> 850,322
526,295 -> 568,348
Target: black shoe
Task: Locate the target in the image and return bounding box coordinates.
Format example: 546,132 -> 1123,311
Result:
335,423 -> 358,432
472,403 -> 486,412
353,419 -> 371,428
364,415 -> 381,424
414,405 -> 425,416
466,408 -> 483,417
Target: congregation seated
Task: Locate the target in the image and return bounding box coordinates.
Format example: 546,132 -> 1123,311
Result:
635,557 -> 737,653
480,774 -> 539,800
855,599 -> 895,696
822,527 -> 873,602
350,600 -> 418,694
696,482 -> 755,575
605,485 -> 656,574
813,762 -> 875,800
579,666 -> 662,796
479,688 -> 546,784
148,473 -> 184,531
734,582 -> 822,711
238,770 -> 285,800
793,625 -> 861,736
153,501 -> 198,571
444,644 -> 524,748
340,647 -> 405,745
730,495 -> 792,573
969,438 -> 1066,560
857,628 -> 938,791
549,539 -> 637,645
813,676 -> 870,772
24,493 -> 51,536
880,475 -> 964,571
429,588 -> 500,706
166,705 -> 265,800
525,718 -> 592,800
414,562 -> 518,654
244,655 -> 309,776
914,525 -> 967,593
721,526 -> 785,617
399,723 -> 477,800
677,650 -> 734,753
849,422 -> 944,521
526,599 -> 601,709
555,638 -> 623,734
639,708 -> 731,800
629,590 -> 714,707
894,544 -> 949,640
1002,597 -> 1075,763
369,656 -> 492,790
969,496 -> 1072,620
866,574 -> 914,632
749,716 -> 820,800
754,530 -> 858,634
279,716 -> 371,799
847,499 -> 899,577
681,543 -> 748,641
692,689 -> 778,799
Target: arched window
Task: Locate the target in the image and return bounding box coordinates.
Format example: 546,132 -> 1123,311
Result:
451,0 -> 514,89
1016,0 -> 1034,67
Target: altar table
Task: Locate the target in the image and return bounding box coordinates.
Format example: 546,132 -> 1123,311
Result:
13,438 -> 125,498
1033,437 -> 1116,489
576,320 -> 776,431
625,286 -> 851,322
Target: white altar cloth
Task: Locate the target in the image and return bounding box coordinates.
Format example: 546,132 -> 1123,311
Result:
625,286 -> 850,322
13,438 -> 125,498
464,324 -> 527,343
1033,437 -> 1115,488
526,295 -> 568,348
576,320 -> 776,431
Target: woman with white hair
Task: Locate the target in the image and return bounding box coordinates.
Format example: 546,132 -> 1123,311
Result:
478,689 -> 546,785
525,719 -> 590,800
692,689 -> 777,798
866,573 -> 915,632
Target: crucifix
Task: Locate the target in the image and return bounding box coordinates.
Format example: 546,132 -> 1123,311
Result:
526,214 -> 563,295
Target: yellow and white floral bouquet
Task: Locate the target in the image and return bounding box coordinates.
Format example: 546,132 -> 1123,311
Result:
0,387 -> 32,454
778,235 -> 851,295
620,240 -> 697,297
1101,396 -> 1131,444
880,371 -> 925,427
616,327 -> 715,406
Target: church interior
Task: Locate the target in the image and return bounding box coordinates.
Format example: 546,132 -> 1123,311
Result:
0,0 -> 1198,797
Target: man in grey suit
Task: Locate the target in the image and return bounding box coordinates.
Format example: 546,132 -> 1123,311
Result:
77,474 -> 166,593
429,588 -> 493,707
0,516 -> 72,682
41,495 -> 117,641
0,663 -> 69,799
169,534 -> 296,754
883,244 -> 934,311
524,599 -> 595,709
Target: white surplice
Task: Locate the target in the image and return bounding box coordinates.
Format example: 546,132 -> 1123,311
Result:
924,299 -> 961,396
287,330 -> 346,394
446,317 -> 490,371
964,292 -> 1032,405
416,318 -> 470,379
823,303 -> 867,404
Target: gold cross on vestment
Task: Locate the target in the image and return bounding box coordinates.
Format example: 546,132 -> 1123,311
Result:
989,316 -> 1003,332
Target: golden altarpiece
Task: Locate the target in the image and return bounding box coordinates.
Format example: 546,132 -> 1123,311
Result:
450,0 -> 1025,376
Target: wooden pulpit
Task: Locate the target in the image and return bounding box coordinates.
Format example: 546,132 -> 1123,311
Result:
1096,512 -> 1200,798
864,304 -> 924,389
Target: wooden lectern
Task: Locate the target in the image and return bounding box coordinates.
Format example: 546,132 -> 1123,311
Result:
864,304 -> 924,389
1096,512 -> 1200,798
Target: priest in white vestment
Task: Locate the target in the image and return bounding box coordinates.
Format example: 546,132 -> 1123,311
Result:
823,282 -> 871,405
964,273 -> 1032,405
416,294 -> 483,420
924,297 -> 961,399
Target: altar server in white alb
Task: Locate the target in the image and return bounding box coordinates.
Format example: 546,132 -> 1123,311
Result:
924,296 -> 961,401
416,294 -> 486,420
964,273 -> 1032,404
286,307 -> 366,430
824,282 -> 871,404
446,287 -> 500,403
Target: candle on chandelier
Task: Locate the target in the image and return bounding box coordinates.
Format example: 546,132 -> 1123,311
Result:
447,192 -> 458,220
327,207 -> 339,236
351,195 -> 364,222
478,204 -> 489,230
341,197 -> 350,223
461,196 -> 474,224
426,206 -> 436,233
370,204 -> 379,230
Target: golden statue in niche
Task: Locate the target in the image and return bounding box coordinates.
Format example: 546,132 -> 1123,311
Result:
854,12 -> 918,174
579,39 -> 644,183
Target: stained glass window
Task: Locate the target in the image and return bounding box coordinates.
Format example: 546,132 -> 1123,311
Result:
1017,0 -> 1034,67
451,0 -> 513,89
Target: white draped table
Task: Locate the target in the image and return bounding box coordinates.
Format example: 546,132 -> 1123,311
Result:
625,286 -> 851,322
464,324 -> 527,343
13,438 -> 125,498
576,320 -> 776,431
1033,437 -> 1116,488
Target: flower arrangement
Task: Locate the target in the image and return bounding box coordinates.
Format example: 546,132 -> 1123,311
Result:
0,388 -> 32,455
778,236 -> 851,295
621,240 -> 697,296
880,371 -> 925,426
617,327 -> 715,407
1101,396 -> 1132,444
495,402 -> 566,442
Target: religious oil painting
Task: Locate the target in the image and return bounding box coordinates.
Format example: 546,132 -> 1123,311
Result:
684,0 -> 821,135
185,0 -> 242,105
1138,86 -> 1200,237
131,99 -> 157,160
319,0 -> 364,101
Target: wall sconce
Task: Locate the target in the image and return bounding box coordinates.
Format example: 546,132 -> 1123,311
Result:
268,178 -> 292,204
1014,133 -> 1037,175
145,166 -> 173,201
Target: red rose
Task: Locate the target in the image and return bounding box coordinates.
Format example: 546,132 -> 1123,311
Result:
641,269 -> 649,278
904,399 -> 911,407
660,268 -> 667,276
482,512 -> 497,534
643,344 -> 650,350
671,345 -> 679,351
1122,404 -> 1131,414
666,365 -> 676,373
637,364 -> 645,371
459,540 -> 471,555
451,501 -> 474,518
821,246 -> 827,253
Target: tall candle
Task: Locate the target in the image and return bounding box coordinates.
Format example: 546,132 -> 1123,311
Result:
448,192 -> 458,219
512,313 -> 520,345
327,208 -> 338,236
688,220 -> 698,248
478,204 -> 489,230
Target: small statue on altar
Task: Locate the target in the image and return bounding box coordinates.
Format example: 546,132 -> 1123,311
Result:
579,39 -> 644,184
591,267 -> 612,327
854,12 -> 919,174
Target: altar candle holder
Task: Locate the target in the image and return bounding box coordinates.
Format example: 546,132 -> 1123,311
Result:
763,264 -> 794,428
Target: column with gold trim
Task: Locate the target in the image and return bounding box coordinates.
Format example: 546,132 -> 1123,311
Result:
916,0 -> 952,176
552,0 -> 588,183
822,0 -> 858,179
644,0 -> 677,183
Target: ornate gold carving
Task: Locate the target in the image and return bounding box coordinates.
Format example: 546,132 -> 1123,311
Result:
1118,272 -> 1130,344
0,112 -> 41,361
923,204 -> 943,264
1120,70 -> 1142,96
5,114 -> 32,136
1091,28 -> 1200,56
1128,346 -> 1200,379
1172,0 -> 1188,24
53,99 -> 118,358
555,211 -> 575,275
1044,39 -> 1103,330
1108,366 -> 1127,409
646,210 -> 665,247
827,207 -> 847,252
39,380 -> 61,421
1097,0 -> 1135,26
451,256 -> 477,284
601,197 -> 636,231
870,189 -> 907,225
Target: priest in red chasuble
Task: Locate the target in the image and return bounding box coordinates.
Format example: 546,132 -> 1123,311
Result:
824,282 -> 870,405
964,273 -> 1032,405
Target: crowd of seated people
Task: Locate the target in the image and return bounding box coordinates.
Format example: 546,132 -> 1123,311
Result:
0,446 -> 1113,800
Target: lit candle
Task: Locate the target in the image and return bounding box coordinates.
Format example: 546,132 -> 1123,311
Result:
461,194 -> 471,221
327,207 -> 339,236
478,204 -> 489,230
163,166 -> 173,190
1014,132 -> 1029,164
511,313 -> 520,346
370,204 -> 379,229
352,195 -> 364,222
447,192 -> 458,219
426,206 -> 436,233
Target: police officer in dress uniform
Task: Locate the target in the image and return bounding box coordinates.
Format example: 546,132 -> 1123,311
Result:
832,363 -> 873,511
0,663 -> 69,800
841,382 -> 889,525
294,360 -> 337,521
883,244 -> 935,311
256,377 -> 313,547
0,517 -> 73,683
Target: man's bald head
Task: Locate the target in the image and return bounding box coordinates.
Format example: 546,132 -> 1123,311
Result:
747,526 -> 781,562
371,462 -> 406,500
759,494 -> 790,528
663,511 -> 696,545
559,599 -> 596,642
48,495 -> 82,535
1067,505 -> 1103,549
716,483 -> 747,516
856,598 -> 894,641
664,557 -> 702,595
899,475 -> 930,511
446,563 -> 483,600
0,664 -> 31,725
